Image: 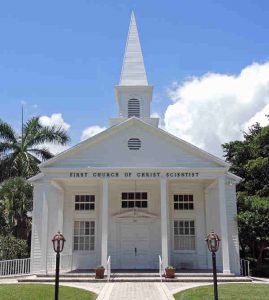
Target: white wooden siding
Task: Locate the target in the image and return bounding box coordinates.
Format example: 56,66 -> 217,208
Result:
226,183 -> 240,274
169,182 -> 208,269
31,185 -> 42,273
50,124 -> 220,169
205,183 -> 223,271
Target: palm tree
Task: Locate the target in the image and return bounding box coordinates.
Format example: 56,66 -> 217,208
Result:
0,116 -> 70,181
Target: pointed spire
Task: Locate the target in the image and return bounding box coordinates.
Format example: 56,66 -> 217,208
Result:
119,12 -> 148,86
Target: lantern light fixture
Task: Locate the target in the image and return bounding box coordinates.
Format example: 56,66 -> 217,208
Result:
206,231 -> 221,253
52,232 -> 66,253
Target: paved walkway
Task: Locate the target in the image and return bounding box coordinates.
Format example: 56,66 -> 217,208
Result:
97,282 -> 174,300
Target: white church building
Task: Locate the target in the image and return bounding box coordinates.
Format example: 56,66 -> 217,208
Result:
30,13 -> 241,275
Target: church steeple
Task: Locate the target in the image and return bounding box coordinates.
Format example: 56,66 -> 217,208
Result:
120,12 -> 148,86
110,12 -> 159,128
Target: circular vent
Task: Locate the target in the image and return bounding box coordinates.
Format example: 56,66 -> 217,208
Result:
128,138 -> 141,150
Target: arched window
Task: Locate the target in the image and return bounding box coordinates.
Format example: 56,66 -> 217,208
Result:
128,98 -> 140,118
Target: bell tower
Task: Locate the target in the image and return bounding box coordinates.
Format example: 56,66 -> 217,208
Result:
110,12 -> 159,127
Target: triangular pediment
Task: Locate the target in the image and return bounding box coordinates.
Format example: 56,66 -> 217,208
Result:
37,118 -> 229,173
113,208 -> 158,222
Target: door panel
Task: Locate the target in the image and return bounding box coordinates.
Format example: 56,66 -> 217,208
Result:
119,223 -> 150,269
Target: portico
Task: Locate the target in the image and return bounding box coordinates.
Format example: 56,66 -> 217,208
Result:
30,167 -> 239,274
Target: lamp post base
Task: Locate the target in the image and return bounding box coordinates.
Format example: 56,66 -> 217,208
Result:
55,252 -> 60,300
212,252 -> 218,300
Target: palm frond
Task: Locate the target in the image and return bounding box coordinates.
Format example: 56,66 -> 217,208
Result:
26,124 -> 70,148
22,117 -> 42,142
0,120 -> 17,143
0,152 -> 18,181
0,142 -> 15,157
28,147 -> 53,161
0,116 -> 70,181
13,152 -> 40,178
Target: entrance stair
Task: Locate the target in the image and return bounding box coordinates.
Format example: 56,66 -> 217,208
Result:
18,270 -> 251,283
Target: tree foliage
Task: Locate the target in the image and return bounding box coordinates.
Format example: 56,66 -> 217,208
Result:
0,177 -> 33,240
0,117 -> 70,181
0,235 -> 28,260
222,116 -> 269,271
237,193 -> 269,265
222,119 -> 269,197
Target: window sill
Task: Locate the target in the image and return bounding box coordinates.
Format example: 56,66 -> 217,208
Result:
74,211 -> 96,215
121,207 -> 148,210
173,250 -> 196,254
73,250 -> 96,254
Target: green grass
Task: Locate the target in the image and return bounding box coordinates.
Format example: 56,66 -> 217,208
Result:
174,283 -> 269,300
0,284 -> 97,300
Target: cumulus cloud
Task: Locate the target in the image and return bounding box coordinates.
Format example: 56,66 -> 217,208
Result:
39,113 -> 71,155
39,113 -> 70,131
81,125 -> 106,141
244,103 -> 269,130
151,112 -> 161,118
151,112 -> 165,129
164,62 -> 269,158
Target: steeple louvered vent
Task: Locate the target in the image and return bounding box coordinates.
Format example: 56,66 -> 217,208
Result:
128,99 -> 140,118
128,138 -> 141,150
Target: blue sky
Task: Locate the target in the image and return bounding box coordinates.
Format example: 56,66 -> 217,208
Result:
1,0 -> 269,156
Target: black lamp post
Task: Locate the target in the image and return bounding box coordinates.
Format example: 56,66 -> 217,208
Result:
52,232 -> 66,300
206,231 -> 221,300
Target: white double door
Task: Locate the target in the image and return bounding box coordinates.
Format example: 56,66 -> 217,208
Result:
119,222 -> 150,269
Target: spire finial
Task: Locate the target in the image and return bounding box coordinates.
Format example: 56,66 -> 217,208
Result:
119,12 -> 148,86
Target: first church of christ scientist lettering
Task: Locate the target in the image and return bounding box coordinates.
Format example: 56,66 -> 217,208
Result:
69,172 -> 200,178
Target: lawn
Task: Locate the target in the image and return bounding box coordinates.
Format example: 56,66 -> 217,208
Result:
0,284 -> 97,300
174,283 -> 269,300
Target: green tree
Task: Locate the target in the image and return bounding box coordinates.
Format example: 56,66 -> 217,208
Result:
222,118 -> 269,197
222,116 -> 269,274
0,116 -> 70,181
237,193 -> 269,266
0,177 -> 33,240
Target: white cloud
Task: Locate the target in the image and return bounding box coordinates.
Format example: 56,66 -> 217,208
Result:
164,62 -> 269,158
39,113 -> 70,131
81,125 -> 106,141
39,113 -> 71,155
151,112 -> 165,129
244,103 -> 269,130
151,112 -> 161,118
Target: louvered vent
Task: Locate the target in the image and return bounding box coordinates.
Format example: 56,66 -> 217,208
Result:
128,99 -> 140,118
128,138 -> 141,150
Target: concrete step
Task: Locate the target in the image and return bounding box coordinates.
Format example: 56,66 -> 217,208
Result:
110,277 -> 252,283
36,272 -> 237,278
18,276 -> 251,283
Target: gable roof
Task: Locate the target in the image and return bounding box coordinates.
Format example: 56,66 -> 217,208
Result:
39,117 -> 230,169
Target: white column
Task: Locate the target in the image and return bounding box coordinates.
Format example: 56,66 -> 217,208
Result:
101,179 -> 109,267
41,182 -> 49,274
57,189 -> 64,233
218,176 -> 231,274
51,181 -> 64,233
160,178 -> 169,268
30,183 -> 40,274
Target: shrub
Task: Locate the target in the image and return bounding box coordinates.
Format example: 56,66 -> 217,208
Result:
0,235 -> 28,260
